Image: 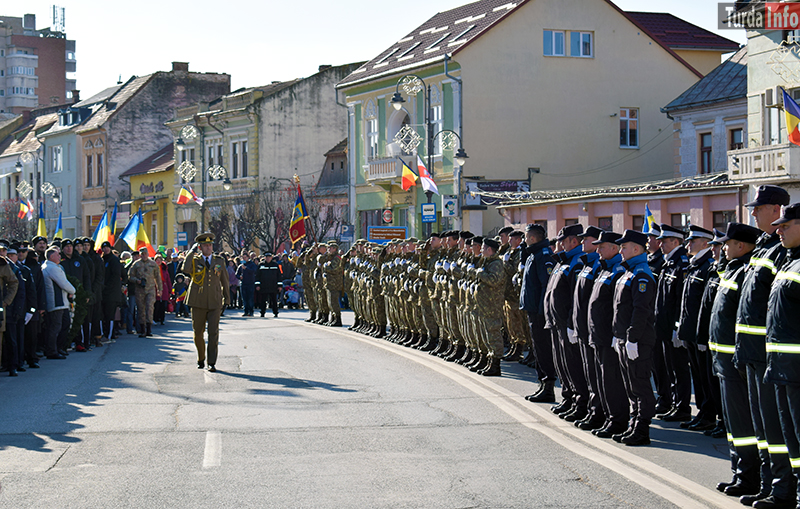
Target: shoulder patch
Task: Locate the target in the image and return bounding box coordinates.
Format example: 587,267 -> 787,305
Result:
546,266 -> 553,275
638,280 -> 647,293
74,261 -> 80,267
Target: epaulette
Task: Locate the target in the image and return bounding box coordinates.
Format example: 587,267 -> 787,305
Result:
543,248 -> 551,255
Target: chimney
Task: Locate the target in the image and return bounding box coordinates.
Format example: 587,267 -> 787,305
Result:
22,110 -> 31,123
72,90 -> 80,103
23,14 -> 35,30
318,65 -> 332,72
172,62 -> 189,73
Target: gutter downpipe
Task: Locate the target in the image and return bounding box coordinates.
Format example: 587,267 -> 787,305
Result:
444,53 -> 463,229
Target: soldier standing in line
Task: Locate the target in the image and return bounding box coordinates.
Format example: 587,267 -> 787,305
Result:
502,230 -> 527,362
128,246 -> 162,338
323,241 -> 344,327
313,243 -> 329,324
298,246 -> 317,323
647,223 -> 665,277
474,237 -> 505,376
183,233 -> 230,372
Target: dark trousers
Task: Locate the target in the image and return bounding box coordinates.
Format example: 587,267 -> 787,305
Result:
619,347 -> 656,431
549,325 -> 573,403
24,318 -> 40,364
527,312 -> 555,382
241,284 -> 255,315
91,299 -> 102,338
653,332 -> 692,412
80,304 -> 92,348
594,343 -> 628,427
775,384 -> 800,500
556,326 -> 589,411
688,343 -> 717,421
259,292 -> 278,316
44,309 -> 66,356
13,317 -> 24,369
2,319 -> 20,370
103,299 -> 118,336
56,310 -> 71,352
748,363 -> 796,499
154,300 -> 166,324
719,371 -> 760,488
579,338 -> 603,420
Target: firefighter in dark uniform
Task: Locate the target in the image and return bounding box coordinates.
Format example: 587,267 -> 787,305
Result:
676,225 -> 716,431
766,203 -> 800,509
543,224 -> 588,419
736,186 -> 795,507
611,230 -> 656,446
710,222 -> 763,498
586,231 -> 628,438
647,223 -> 665,277
653,224 -> 691,421
520,224 -> 557,403
572,225 -> 604,431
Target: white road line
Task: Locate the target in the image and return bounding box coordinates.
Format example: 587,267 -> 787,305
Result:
203,370 -> 214,384
202,430 -> 221,468
318,324 -> 740,509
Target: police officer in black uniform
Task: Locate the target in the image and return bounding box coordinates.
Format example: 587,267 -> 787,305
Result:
611,230 -> 657,446
647,223 -> 665,277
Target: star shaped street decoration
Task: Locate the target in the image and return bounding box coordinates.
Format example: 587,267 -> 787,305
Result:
394,124 -> 422,153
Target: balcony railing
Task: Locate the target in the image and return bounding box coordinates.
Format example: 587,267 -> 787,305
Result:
367,157 -> 403,182
728,143 -> 800,182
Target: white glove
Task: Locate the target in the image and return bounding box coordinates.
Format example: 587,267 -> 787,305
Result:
671,331 -> 682,349
567,328 -> 578,345
626,341 -> 639,360
24,312 -> 33,325
698,344 -> 708,352
613,337 -> 623,354
503,253 -> 511,262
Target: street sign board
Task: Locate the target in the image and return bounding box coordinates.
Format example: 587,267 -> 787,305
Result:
442,195 -> 458,217
177,232 -> 188,246
368,226 -> 407,244
421,202 -> 436,223
341,224 -> 354,241
382,209 -> 393,223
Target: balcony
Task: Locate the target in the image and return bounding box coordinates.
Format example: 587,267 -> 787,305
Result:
728,143 -> 800,183
366,157 -> 403,183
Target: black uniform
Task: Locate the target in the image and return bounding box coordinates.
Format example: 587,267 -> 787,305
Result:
23,253 -> 46,363
255,260 -> 281,317
572,251 -> 603,425
696,259 -> 724,428
89,248 -> 105,338
2,261 -> 26,372
102,252 -> 123,336
710,251 -> 760,492
653,246 -> 690,415
63,251 -> 91,349
519,238 -> 556,383
15,261 -> 36,370
612,252 -> 656,435
648,251 -> 665,279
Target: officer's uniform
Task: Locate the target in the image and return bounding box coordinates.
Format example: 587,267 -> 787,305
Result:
182,233 -> 230,371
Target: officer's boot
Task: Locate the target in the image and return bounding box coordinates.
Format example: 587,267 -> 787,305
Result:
621,423 -> 651,446
305,311 -> 316,323
469,353 -> 488,372
479,357 -> 501,377
457,347 -> 474,365
349,317 -> 360,330
530,380 -> 556,403
145,323 -> 153,337
332,315 -> 342,327
431,338 -> 449,356
138,324 -> 146,338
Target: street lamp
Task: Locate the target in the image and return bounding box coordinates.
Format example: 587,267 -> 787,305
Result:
175,125 -> 198,153
390,74 -> 468,235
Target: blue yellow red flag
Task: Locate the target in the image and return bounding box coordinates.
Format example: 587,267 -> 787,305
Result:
37,202 -> 47,238
643,203 -> 656,234
783,88 -> 800,146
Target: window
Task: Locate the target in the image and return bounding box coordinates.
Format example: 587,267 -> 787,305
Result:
340,161 -> 344,170
671,213 -> 689,230
597,217 -> 612,231
543,30 -> 566,56
730,128 -> 744,150
431,105 -> 443,157
366,118 -> 379,159
208,145 -> 214,169
713,211 -> 737,229
570,32 -> 593,57
51,146 -> 63,173
97,153 -> 103,186
162,207 -> 168,245
631,215 -> 644,232
700,133 -> 713,174
564,218 -> 579,226
784,29 -> 800,44
232,142 -> 239,178
620,108 -> 638,148
331,162 -> 335,170
86,155 -> 93,187
241,141 -> 247,178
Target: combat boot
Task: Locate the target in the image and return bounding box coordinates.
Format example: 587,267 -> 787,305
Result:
305,311 -> 316,323
375,326 -> 386,339
502,344 -> 522,362
526,381 -> 556,403
621,425 -> 650,446
445,343 -> 465,362
412,334 -> 427,349
138,325 -> 146,338
479,357 -> 501,376
551,399 -> 573,415
458,348 -> 475,366
469,353 -> 488,372
145,324 -> 153,337
332,315 -> 342,327
349,317 -> 360,330
419,335 -> 435,351
317,313 -> 328,325
431,338 -> 449,356
519,349 -> 536,366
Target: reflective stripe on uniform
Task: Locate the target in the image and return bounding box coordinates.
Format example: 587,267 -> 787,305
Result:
766,343 -> 800,354
750,257 -> 777,275
730,436 -> 759,447
709,342 -> 736,354
758,439 -> 769,450
768,444 -> 789,454
791,457 -> 800,469
776,271 -> 800,284
735,324 -> 767,335
718,277 -> 739,291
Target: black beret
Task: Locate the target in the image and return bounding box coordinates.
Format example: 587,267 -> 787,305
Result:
459,231 -> 474,240
483,238 -> 500,250
428,232 -> 441,239
498,226 -> 514,235
509,230 -> 524,238
470,236 -> 484,245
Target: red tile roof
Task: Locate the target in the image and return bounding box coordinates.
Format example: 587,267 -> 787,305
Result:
625,12 -> 740,51
120,143 -> 174,178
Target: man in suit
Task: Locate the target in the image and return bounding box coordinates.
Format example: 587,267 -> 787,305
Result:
183,233 -> 230,372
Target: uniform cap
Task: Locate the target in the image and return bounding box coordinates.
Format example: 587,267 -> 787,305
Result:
428,232 -> 441,239
498,226 -> 514,235
195,232 -> 215,244
745,185 -> 790,207
686,225 -> 714,241
61,239 -> 73,247
82,237 -> 92,244
556,224 -> 584,241
73,238 -> 83,245
138,246 -> 149,254
483,237 -> 499,250
509,230 -> 524,238
31,236 -> 47,245
577,225 -> 604,239
646,223 -> 662,237
5,244 -> 17,254
459,231 -> 474,240
717,222 -> 761,244
615,229 -> 648,248
708,228 -> 726,245
327,240 -> 339,247
656,224 -> 685,240
772,202 -> 800,225
100,241 -> 112,249
264,252 -> 273,257
406,237 -> 419,243
591,231 -> 622,245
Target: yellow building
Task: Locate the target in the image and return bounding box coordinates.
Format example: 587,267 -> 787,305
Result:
120,144 -> 177,250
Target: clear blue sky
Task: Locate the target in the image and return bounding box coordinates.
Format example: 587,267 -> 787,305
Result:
19,0 -> 745,96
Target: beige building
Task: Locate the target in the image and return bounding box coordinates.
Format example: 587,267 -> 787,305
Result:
337,0 -> 738,238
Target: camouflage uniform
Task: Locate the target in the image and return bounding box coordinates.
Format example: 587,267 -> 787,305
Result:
128,256 -> 162,332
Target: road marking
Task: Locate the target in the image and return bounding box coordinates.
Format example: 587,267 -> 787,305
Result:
202,430 -> 221,468
314,323 -> 739,509
204,370 -> 214,384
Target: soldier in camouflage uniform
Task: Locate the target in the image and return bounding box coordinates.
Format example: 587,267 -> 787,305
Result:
323,241 -> 344,327
298,246 -> 318,323
475,237 -> 506,376
128,246 -> 162,337
503,230 -> 530,361
313,243 -> 329,324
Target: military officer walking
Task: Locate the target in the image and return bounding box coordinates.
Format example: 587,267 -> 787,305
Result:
128,246 -> 162,338
183,233 -> 230,372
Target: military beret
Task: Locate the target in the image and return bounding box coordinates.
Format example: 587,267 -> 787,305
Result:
471,236 -> 484,245
509,230 -> 524,238
101,241 -> 112,249
483,237 -> 499,250
556,224 -> 584,241
446,231 -> 460,239
657,224 -> 685,240
592,231 -> 622,245
686,225 -> 714,241
577,225 -> 604,239
460,231 -> 474,240
51,240 -> 62,248
428,232 -> 441,239
498,226 -> 514,235
53,237 -> 62,242
406,237 -> 419,243
615,229 -> 648,248
195,232 -> 215,244
31,236 -> 47,245
773,202 -> 800,225
746,185 -> 790,208
718,222 -> 761,244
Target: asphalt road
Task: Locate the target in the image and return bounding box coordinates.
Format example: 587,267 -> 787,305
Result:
0,309 -> 742,508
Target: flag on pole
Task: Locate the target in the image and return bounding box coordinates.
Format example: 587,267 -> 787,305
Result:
119,208 -> 155,256
176,186 -> 193,205
109,202 -> 118,244
783,88 -> 800,147
26,199 -> 34,221
643,203 -> 656,234
37,202 -> 47,238
53,213 -> 63,239
417,155 -> 439,195
18,200 -> 28,219
188,185 -> 204,206
92,211 -> 110,245
289,184 -> 309,247
401,161 -> 417,191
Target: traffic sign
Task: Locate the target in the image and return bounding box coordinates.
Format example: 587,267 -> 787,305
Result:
382,209 -> 393,223
421,202 -> 436,223
368,226 -> 407,244
176,232 -> 188,246
341,224 -> 354,241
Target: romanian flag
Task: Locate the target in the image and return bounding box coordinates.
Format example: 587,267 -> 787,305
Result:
37,202 -> 47,238
783,88 -> 800,147
176,185 -> 193,205
53,213 -> 63,240
109,202 -> 118,244
289,184 -> 308,247
92,211 -> 111,246
643,203 -> 656,234
417,155 -> 438,195
18,200 -> 29,219
401,161 -> 417,191
175,286 -> 187,302
119,208 -> 155,256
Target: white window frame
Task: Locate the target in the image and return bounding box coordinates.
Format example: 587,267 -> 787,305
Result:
431,104 -> 443,157
571,32 -> 593,58
543,30 -> 566,56
366,118 -> 379,159
51,145 -> 63,173
619,108 -> 639,149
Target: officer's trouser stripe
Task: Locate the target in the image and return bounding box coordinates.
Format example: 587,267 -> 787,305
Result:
758,439 -> 768,451
768,444 -> 789,454
791,457 -> 800,469
766,343 -> 800,354
728,435 -> 758,447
